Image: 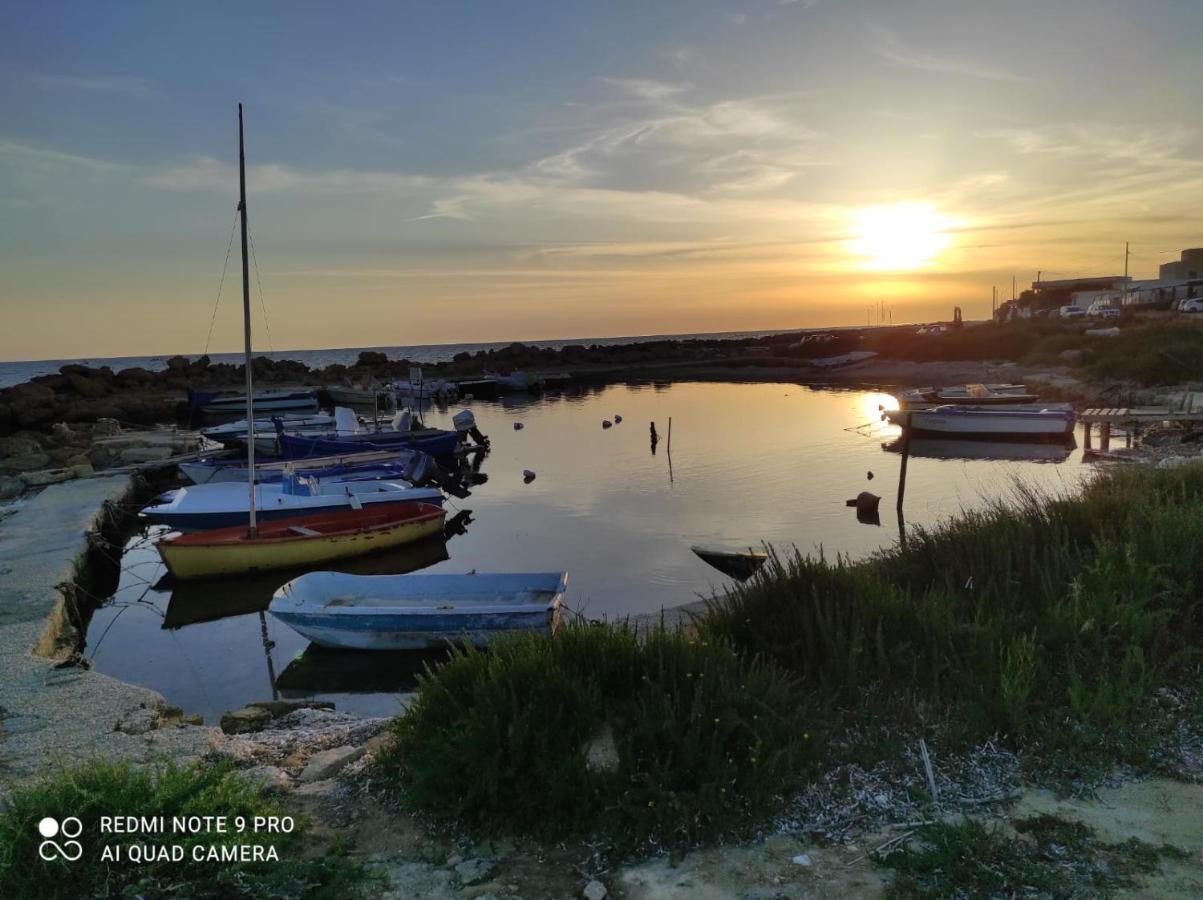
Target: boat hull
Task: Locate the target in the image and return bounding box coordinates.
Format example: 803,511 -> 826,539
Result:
189,388 -> 318,413
888,407 -> 1076,440
158,504 -> 446,579
270,608 -> 560,650
179,449 -> 417,484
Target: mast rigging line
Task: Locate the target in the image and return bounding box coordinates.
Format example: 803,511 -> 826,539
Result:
247,227 -> 276,356
202,209 -> 240,357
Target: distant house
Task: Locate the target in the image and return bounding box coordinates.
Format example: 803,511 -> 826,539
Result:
1122,277 -> 1203,307
1031,276 -> 1129,310
1159,248 -> 1203,282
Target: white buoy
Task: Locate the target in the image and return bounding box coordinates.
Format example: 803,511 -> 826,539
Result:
602,420 -> 613,429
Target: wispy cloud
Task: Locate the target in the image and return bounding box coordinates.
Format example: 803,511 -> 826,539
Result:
144,156 -> 431,194
868,24 -> 1028,83
602,78 -> 693,101
33,74 -> 157,97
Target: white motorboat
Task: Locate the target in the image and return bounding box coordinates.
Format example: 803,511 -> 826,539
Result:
885,405 -> 1076,440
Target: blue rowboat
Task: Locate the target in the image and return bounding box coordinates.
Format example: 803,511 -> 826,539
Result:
268,571 -> 568,650
274,428 -> 462,459
140,476 -> 444,531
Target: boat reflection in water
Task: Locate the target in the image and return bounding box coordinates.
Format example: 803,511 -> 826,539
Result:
882,436 -> 1075,463
275,645 -> 451,697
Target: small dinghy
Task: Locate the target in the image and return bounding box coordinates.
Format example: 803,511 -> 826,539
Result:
268,571 -> 568,650
157,501 -> 446,580
885,405 -> 1076,440
179,448 -> 418,485
690,545 -> 768,581
188,387 -> 318,414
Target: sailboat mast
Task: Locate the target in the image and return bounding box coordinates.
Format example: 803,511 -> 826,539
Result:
238,103 -> 257,537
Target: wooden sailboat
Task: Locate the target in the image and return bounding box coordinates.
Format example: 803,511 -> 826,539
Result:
154,105 -> 445,579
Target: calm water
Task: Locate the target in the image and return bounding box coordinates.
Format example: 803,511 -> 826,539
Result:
86,382 -> 1092,721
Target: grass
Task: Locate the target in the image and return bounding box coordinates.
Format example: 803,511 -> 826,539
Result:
881,815 -> 1187,898
375,623 -> 813,851
700,465 -> 1203,768
380,464 -> 1203,855
0,758 -> 376,899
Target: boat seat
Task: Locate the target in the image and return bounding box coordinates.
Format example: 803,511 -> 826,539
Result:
287,525 -> 321,537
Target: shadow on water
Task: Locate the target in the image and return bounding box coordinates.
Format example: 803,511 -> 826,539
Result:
275,645 -> 452,697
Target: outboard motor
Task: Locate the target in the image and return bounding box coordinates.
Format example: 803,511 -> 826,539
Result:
453,409 -> 489,448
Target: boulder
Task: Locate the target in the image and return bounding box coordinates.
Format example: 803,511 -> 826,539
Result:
297,745 -> 364,783
0,475 -> 24,500
20,464 -> 91,487
453,858 -> 497,886
247,699 -> 336,718
5,383 -> 56,428
120,446 -> 173,464
241,765 -> 293,793
166,355 -> 190,371
65,373 -> 111,398
88,445 -> 115,469
583,880 -> 608,900
115,366 -> 156,385
220,706 -> 274,735
356,351 -> 389,367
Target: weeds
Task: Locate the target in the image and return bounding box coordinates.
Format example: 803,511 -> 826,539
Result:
0,758 -> 375,899
881,815 -> 1187,898
376,623 -> 812,850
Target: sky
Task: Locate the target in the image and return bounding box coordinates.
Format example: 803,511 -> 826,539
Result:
1,0 -> 1202,360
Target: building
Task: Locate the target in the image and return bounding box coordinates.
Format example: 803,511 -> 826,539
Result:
1030,276 -> 1129,310
1159,248 -> 1203,282
1122,277 -> 1203,307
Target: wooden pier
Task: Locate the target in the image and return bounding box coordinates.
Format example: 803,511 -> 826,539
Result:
1080,407 -> 1203,451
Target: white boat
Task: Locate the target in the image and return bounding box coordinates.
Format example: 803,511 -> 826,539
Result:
326,385 -> 386,406
141,475 -> 443,531
268,571 -> 568,650
885,405 -> 1076,439
201,413 -> 336,444
895,384 -> 1036,409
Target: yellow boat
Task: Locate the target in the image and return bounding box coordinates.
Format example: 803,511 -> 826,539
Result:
156,501 -> 446,580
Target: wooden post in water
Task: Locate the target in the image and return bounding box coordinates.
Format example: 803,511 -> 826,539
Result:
896,412 -> 911,515
1100,422 -> 1112,452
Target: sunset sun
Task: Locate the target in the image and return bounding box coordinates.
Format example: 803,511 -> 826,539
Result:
848,203 -> 953,271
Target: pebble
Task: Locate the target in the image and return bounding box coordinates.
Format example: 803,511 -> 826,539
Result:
583,878 -> 608,899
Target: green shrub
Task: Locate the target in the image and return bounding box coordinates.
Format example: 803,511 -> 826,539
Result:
0,759 -> 374,899
378,623 -> 812,850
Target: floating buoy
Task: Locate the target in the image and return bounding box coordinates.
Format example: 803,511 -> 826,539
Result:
602,420 -> 613,429
867,470 -> 874,480
614,414 -> 623,424
523,469 -> 536,483
513,422 -> 524,430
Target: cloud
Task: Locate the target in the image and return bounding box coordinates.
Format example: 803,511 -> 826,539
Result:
0,139 -> 130,174
602,78 -> 693,100
868,24 -> 1028,83
33,74 -> 156,97
144,156 -> 431,194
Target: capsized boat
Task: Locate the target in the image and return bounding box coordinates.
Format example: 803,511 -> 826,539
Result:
157,501 -> 446,580
691,545 -> 768,581
268,571 -> 568,650
142,470 -> 444,532
885,405 -> 1076,440
179,448 -> 418,484
188,387 -> 318,414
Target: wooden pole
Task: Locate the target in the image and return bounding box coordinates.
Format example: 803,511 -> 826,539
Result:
238,103 -> 257,538
896,412 -> 911,514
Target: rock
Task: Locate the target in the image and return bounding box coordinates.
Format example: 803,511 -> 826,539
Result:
792,853 -> 812,867
362,731 -> 396,758
66,373 -> 111,398
93,417 -> 121,435
115,707 -> 159,735
241,765 -> 293,793
602,420 -> 612,429
0,447 -> 50,473
523,469 -> 536,483
115,367 -> 155,385
166,355 -> 190,371
613,415 -> 622,424
181,713 -> 204,726
583,879 -> 608,899
298,745 -> 364,783
357,351 -> 389,367
5,383 -> 56,428
88,445 -> 115,469
120,446 -> 173,464
453,857 -> 496,886
513,422 -> 524,430
247,699 -> 337,718
0,475 -> 24,499
220,706 -> 274,735
21,467 -> 84,488
583,723 -> 620,773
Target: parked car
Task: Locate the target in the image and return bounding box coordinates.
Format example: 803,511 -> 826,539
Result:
1087,302 -> 1119,317
1094,308 -> 1122,319
1059,305 -> 1086,318
1181,298 -> 1203,313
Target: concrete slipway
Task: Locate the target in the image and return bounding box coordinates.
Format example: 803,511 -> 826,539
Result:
0,476 -> 216,790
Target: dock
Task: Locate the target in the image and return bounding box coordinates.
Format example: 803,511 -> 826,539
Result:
1080,407 -> 1203,451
